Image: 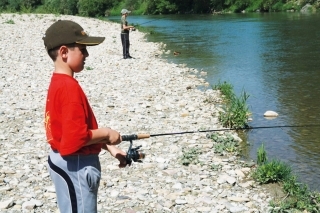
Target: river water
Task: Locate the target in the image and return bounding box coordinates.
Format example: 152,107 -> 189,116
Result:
107,12 -> 320,191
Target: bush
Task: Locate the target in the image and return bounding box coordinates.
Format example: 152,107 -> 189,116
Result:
43,0 -> 77,15
270,176 -> 320,212
252,144 -> 320,212
145,0 -> 178,14
7,0 -> 21,11
252,159 -> 292,184
77,0 -> 114,17
271,2 -> 284,11
1,0 -> 42,12
282,2 -> 300,11
213,81 -> 250,129
219,90 -> 250,129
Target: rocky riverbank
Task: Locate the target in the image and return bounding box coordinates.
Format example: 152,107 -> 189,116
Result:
0,14 -> 273,212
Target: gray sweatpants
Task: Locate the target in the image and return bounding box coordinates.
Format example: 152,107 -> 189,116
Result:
48,150 -> 101,213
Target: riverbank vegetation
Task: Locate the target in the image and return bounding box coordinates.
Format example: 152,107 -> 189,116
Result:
213,81 -> 320,211
179,81 -> 249,165
213,81 -> 250,129
0,0 -> 318,17
252,144 -> 320,212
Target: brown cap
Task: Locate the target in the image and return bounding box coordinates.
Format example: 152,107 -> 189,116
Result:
43,20 -> 105,51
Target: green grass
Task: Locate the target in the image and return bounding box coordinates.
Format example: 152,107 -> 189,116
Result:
179,147 -> 202,166
213,81 -> 250,129
209,133 -> 240,155
210,163 -> 222,171
213,80 -> 235,101
269,175 -> 320,212
4,19 -> 15,24
257,143 -> 267,165
252,144 -> 320,212
252,159 -> 292,184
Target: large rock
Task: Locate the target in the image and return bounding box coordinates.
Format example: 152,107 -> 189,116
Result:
264,110 -> 278,117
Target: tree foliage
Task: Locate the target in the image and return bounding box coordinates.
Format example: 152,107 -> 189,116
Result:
0,0 -> 318,15
77,0 -> 114,17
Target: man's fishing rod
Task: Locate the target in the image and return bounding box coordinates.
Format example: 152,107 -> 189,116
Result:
121,124 -> 320,164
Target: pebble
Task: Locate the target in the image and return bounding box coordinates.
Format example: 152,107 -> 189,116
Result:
0,14 -> 273,212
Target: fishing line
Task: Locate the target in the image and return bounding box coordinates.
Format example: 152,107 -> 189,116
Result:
121,124 -> 320,141
133,16 -> 166,26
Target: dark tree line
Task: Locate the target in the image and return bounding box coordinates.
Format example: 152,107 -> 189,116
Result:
0,0 -> 318,16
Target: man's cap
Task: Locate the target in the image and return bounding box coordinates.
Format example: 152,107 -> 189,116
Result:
121,9 -> 131,14
43,20 -> 105,51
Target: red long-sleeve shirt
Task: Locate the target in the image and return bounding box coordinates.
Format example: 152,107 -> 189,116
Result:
45,73 -> 102,156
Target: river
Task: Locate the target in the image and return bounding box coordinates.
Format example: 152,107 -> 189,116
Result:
106,12 -> 320,191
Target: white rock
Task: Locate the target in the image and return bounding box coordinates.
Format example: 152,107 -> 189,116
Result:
22,200 -> 35,211
0,198 -> 14,209
264,110 -> 278,117
110,190 -> 119,198
172,182 -> 183,189
175,199 -> 187,205
227,196 -> 250,202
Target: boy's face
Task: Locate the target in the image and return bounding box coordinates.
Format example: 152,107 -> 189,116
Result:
66,44 -> 88,73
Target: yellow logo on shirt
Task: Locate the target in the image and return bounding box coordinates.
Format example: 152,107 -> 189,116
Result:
45,111 -> 53,142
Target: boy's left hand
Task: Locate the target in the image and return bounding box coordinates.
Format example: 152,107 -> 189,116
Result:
104,144 -> 128,168
115,152 -> 127,168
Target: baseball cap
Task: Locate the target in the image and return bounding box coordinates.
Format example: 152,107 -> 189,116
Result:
121,9 -> 131,14
43,20 -> 105,51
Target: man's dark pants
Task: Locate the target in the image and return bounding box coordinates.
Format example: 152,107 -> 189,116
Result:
121,33 -> 130,58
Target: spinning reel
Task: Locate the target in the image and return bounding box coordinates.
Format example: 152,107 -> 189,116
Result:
121,134 -> 147,164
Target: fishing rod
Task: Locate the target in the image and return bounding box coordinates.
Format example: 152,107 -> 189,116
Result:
121,124 -> 320,164
122,124 -> 320,141
133,16 -> 166,27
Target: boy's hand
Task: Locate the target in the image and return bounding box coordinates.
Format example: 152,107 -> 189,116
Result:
115,152 -> 127,168
104,145 -> 128,168
105,128 -> 121,145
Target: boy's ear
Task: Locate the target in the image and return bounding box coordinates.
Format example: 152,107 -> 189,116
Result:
59,46 -> 69,59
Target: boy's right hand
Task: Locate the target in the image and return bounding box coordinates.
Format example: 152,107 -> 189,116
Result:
105,128 -> 121,145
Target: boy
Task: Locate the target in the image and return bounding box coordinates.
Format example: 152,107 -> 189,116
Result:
43,20 -> 127,213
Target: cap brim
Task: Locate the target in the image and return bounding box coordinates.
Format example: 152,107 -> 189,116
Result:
76,36 -> 105,46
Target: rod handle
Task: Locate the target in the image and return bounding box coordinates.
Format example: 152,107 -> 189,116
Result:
121,134 -> 150,141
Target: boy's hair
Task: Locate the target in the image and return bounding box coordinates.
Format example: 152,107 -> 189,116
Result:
43,20 -> 105,57
47,47 -> 59,61
47,45 -> 76,61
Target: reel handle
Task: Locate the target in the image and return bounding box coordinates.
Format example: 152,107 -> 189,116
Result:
121,134 -> 150,141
